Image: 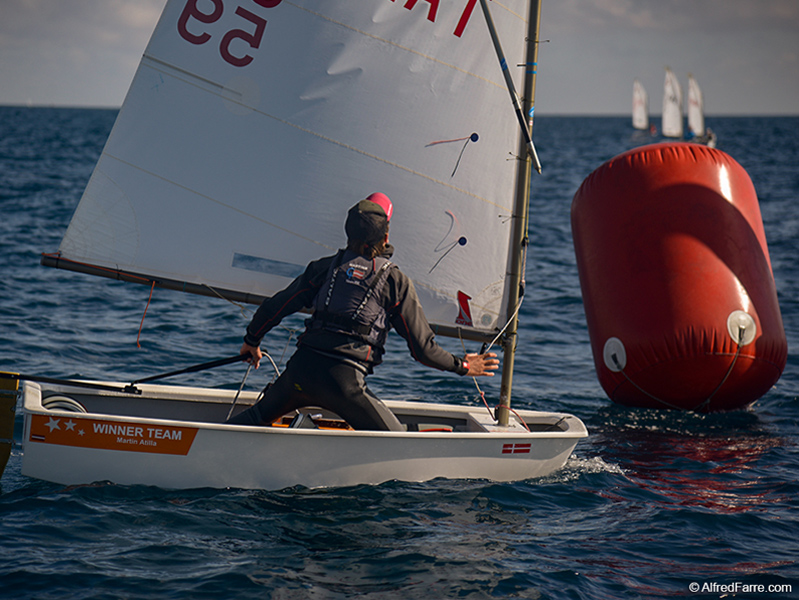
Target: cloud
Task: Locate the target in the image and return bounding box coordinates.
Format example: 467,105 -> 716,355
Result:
545,0 -> 799,34
0,0 -> 167,106
0,0 -> 166,39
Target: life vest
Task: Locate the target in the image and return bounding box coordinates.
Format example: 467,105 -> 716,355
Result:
307,250 -> 394,347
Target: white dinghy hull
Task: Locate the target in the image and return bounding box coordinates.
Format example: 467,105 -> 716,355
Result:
21,381 -> 586,490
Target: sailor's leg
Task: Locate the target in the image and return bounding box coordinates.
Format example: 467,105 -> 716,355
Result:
322,358 -> 404,432
227,347 -> 403,431
225,358 -> 307,425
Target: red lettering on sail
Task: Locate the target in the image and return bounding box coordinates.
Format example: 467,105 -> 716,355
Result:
178,0 -> 224,45
220,7 -> 267,67
390,0 -> 479,37
453,0 -> 479,37
177,0 -> 281,67
455,291 -> 473,326
392,0 -> 439,23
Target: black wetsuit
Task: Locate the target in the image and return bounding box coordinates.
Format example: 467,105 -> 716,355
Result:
226,246 -> 469,431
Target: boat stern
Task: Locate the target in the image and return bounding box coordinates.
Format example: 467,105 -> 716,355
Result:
0,373 -> 18,479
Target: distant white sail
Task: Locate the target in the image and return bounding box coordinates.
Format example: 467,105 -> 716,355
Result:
632,78 -> 649,130
687,74 -> 705,137
662,67 -> 683,138
53,0 -> 530,335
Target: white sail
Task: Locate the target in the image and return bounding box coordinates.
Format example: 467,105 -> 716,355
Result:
662,67 -> 683,138
687,73 -> 705,137
632,78 -> 648,130
52,0 -> 530,336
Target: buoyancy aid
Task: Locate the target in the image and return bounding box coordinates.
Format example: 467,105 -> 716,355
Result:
306,250 -> 394,348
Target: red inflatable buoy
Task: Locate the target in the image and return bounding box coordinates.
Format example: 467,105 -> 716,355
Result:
571,143 -> 787,411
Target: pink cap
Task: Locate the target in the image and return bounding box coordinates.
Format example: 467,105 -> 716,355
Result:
365,192 -> 393,222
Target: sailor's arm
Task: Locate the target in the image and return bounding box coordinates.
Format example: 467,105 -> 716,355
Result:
461,352 -> 500,377
389,271 -> 499,376
240,342 -> 263,369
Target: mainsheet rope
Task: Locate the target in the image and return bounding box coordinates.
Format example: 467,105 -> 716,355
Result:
136,281 -> 156,348
40,253 -> 160,349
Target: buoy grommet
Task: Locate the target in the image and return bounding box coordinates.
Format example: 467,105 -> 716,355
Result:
727,310 -> 757,346
603,337 -> 627,372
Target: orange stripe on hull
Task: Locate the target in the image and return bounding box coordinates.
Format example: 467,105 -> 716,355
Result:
29,414 -> 198,455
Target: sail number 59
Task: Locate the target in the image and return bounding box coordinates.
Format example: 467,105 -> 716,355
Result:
177,0 -> 282,67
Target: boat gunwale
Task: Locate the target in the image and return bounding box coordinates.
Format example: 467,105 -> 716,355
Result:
21,381 -> 588,440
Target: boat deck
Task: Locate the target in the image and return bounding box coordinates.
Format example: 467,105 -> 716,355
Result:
26,380 -> 581,436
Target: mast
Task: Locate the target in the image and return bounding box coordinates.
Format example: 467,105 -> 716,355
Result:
496,0 -> 541,426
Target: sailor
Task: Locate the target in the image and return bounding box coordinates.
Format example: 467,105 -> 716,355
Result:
226,192 -> 499,431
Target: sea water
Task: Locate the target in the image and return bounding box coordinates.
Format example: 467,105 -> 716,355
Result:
0,107 -> 797,599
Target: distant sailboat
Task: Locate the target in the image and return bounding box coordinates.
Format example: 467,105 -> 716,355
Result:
661,67 -> 683,138
687,74 -> 716,148
687,74 -> 704,137
632,78 -> 649,131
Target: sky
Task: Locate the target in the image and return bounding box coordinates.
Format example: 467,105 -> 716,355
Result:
0,0 -> 797,115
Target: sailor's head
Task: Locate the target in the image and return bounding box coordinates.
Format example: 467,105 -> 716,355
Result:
345,192 -> 393,246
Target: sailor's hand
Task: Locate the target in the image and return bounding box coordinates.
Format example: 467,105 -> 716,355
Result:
464,352 -> 500,377
241,342 -> 263,369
